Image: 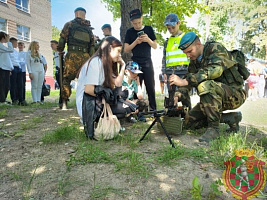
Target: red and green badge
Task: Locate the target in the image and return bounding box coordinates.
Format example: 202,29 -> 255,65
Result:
222,149 -> 266,200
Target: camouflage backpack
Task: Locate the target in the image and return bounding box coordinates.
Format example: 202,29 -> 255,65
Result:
228,50 -> 250,80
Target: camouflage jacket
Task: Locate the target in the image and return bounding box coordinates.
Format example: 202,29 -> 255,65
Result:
177,41 -> 242,101
57,17 -> 95,55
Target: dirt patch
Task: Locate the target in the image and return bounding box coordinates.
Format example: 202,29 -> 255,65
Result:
0,96 -> 266,200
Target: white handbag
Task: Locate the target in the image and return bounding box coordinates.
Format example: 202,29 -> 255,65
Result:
94,99 -> 121,140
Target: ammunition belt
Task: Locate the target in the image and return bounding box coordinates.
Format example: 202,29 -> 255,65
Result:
68,45 -> 89,53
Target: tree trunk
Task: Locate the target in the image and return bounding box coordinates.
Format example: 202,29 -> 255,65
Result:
120,0 -> 142,62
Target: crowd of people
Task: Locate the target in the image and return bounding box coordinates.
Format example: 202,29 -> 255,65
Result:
246,59 -> 267,101
1,6 -> 266,143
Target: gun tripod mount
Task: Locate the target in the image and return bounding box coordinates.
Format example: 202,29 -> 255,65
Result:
138,110 -> 175,148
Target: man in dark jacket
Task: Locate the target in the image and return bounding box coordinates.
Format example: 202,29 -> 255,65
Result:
170,32 -> 246,142
57,7 -> 95,109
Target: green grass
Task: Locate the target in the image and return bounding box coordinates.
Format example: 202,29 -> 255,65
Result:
114,151 -> 152,178
41,123 -> 85,144
2,90 -> 267,199
114,122 -> 150,148
66,143 -> 113,167
0,108 -> 7,118
20,116 -> 44,131
90,185 -> 126,199
155,143 -> 208,166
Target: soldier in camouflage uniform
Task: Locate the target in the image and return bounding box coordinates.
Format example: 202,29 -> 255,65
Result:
95,24 -> 112,51
57,7 -> 95,109
169,32 -> 246,142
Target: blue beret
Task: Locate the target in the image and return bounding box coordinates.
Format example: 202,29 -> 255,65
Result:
164,13 -> 179,26
101,24 -> 111,30
74,7 -> 86,13
179,32 -> 197,50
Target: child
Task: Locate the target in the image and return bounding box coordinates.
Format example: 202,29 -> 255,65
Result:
0,32 -> 14,104
122,61 -> 148,122
124,8 -> 157,112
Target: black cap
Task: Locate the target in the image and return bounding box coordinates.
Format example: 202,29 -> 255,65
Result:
129,9 -> 142,21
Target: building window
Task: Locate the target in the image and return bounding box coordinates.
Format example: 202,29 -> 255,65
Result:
0,18 -> 7,32
16,0 -> 29,12
17,25 -> 30,41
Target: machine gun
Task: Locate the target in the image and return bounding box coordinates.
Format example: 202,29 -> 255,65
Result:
138,109 -> 175,148
138,105 -> 187,148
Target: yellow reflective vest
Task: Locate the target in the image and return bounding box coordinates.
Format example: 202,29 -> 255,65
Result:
166,33 -> 189,67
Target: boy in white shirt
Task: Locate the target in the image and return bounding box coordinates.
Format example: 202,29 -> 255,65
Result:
18,41 -> 28,105
0,32 -> 13,104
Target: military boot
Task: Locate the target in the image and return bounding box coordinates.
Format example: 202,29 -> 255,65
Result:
62,99 -> 67,110
199,127 -> 220,143
220,112 -> 242,132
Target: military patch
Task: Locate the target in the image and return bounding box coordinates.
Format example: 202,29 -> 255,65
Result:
222,148 -> 267,200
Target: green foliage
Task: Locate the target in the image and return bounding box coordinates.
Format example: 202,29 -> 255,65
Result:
101,0 -> 207,45
52,26 -> 61,42
259,137 -> 267,149
190,176 -> 202,200
208,179 -> 223,200
208,130 -> 267,166
200,0 -> 267,59
210,132 -> 248,157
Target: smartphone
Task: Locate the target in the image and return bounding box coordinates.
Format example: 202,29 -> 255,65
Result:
137,31 -> 144,37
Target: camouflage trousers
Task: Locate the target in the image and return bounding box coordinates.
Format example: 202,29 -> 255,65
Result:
184,80 -> 246,129
61,52 -> 90,100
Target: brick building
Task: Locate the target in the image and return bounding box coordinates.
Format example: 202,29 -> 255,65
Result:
0,0 -> 54,89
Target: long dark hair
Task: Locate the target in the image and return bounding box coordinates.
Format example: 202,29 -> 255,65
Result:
87,36 -> 122,89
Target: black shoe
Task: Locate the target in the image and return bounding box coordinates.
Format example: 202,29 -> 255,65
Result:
19,100 -> 28,106
199,127 -> 220,143
137,114 -> 146,122
12,100 -> 19,105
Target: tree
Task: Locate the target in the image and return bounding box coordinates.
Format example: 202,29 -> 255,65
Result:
200,0 -> 267,60
52,26 -> 61,42
101,0 -> 206,45
119,0 -> 142,61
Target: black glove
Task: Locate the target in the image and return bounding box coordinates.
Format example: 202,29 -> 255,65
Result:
94,85 -> 114,104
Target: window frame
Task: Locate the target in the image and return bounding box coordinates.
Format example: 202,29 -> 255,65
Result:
0,18 -> 7,33
17,24 -> 30,42
16,0 -> 29,13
